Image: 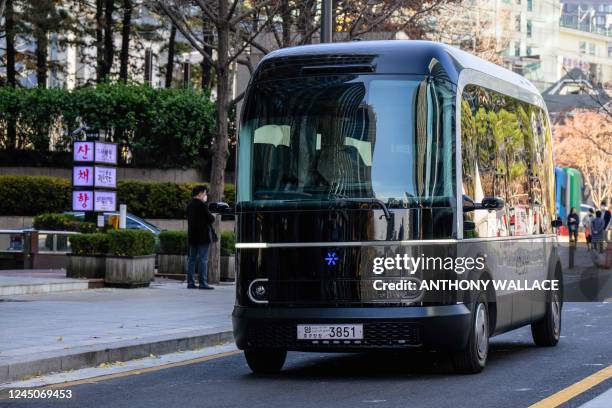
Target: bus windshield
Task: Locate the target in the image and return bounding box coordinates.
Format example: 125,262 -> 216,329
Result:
237,74 -> 455,209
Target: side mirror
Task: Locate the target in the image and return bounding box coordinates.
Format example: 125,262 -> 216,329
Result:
463,195 -> 504,212
481,196 -> 505,211
208,202 -> 230,213
462,195 -> 476,212
552,219 -> 562,228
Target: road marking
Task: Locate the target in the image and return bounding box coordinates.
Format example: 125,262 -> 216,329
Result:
41,350 -> 242,390
529,365 -> 612,408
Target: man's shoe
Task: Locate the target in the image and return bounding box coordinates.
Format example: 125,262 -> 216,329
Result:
199,284 -> 215,290
187,284 -> 197,289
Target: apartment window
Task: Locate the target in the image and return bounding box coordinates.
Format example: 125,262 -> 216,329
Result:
515,15 -> 521,32
515,42 -> 521,56
527,46 -> 533,56
579,41 -> 587,53
589,43 -> 596,55
527,20 -> 532,38
527,0 -> 533,12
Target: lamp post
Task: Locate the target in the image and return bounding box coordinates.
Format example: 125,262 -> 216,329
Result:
321,0 -> 332,43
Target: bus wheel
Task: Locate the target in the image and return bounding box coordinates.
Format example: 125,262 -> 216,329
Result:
452,292 -> 489,374
244,349 -> 287,374
531,290 -> 561,347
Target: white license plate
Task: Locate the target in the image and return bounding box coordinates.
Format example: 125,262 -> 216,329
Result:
297,324 -> 363,340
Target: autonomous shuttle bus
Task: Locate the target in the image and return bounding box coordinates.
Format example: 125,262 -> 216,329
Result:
232,41 -> 562,374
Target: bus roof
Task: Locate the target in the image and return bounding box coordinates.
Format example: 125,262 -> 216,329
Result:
257,40 -> 541,97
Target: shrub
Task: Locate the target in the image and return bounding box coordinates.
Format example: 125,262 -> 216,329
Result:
159,231 -> 188,255
0,176 -> 71,216
33,213 -> 96,233
107,230 -> 156,257
221,231 -> 236,256
70,233 -> 110,255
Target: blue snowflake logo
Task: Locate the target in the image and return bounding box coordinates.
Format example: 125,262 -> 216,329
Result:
325,251 -> 339,266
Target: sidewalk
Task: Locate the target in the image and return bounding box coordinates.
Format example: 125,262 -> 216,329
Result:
0,280 -> 234,383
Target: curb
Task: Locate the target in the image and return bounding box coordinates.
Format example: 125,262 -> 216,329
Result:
0,329 -> 234,384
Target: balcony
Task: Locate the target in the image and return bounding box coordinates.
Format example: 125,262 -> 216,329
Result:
561,15 -> 612,37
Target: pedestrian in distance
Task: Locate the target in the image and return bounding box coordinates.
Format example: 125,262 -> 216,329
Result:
590,210 -> 605,254
582,208 -> 595,251
185,185 -> 216,290
567,207 -> 580,243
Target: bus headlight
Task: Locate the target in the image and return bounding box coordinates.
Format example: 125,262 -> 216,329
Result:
248,279 -> 269,304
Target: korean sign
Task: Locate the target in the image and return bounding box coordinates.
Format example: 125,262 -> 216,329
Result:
94,166 -> 117,188
74,142 -> 94,162
72,190 -> 93,211
95,142 -> 118,165
73,166 -> 94,187
94,191 -> 117,212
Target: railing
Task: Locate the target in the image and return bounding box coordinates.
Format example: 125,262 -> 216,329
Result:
560,16 -> 612,37
0,230 -> 78,254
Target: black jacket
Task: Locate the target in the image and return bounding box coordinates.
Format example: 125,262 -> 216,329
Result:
186,198 -> 215,245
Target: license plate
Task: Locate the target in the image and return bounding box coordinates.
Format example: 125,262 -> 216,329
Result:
297,324 -> 363,340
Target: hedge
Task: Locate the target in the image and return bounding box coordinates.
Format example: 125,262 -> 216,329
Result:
107,230 -> 156,257
70,233 -> 110,255
159,230 -> 235,256
0,82 -> 216,168
221,231 -> 236,256
0,176 -> 235,218
33,213 -> 96,233
0,176 -> 71,216
159,231 -> 188,255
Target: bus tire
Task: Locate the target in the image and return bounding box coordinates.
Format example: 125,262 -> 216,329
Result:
244,349 -> 287,374
452,292 -> 489,374
531,290 -> 561,347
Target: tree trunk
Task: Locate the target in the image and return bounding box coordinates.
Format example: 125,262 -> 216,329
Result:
165,25 -> 176,88
281,0 -> 290,47
5,0 -> 16,150
208,0 -> 232,283
119,0 -> 132,82
35,27 -> 48,88
5,0 -> 15,87
0,0 -> 6,26
201,16 -> 213,89
103,0 -> 115,78
95,0 -> 104,81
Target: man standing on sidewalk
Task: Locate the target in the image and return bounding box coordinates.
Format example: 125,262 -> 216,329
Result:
186,185 -> 215,289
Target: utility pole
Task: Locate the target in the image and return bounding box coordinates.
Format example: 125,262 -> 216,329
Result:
321,0 -> 332,43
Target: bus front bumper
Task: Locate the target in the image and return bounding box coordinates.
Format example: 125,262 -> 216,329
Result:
232,304 -> 471,352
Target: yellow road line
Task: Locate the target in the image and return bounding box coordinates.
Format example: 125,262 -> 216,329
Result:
40,350 -> 242,389
529,365 -> 612,408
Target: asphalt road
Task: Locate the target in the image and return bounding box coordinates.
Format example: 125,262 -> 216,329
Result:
2,299 -> 611,408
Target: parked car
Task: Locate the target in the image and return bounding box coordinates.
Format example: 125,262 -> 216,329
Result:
65,212 -> 161,235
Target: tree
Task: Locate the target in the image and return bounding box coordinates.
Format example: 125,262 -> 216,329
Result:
164,24 -> 176,87
426,0 -> 510,64
119,0 -> 133,81
0,0 -> 6,28
554,109 -> 612,206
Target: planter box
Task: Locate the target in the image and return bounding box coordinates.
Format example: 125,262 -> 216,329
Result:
220,255 -> 235,281
67,255 -> 106,279
105,255 -> 155,288
158,253 -> 187,275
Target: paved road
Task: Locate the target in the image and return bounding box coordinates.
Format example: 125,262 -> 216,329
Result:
2,300 -> 610,408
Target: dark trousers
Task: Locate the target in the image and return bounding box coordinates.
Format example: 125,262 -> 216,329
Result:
187,244 -> 210,286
